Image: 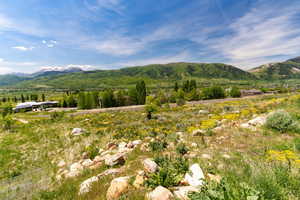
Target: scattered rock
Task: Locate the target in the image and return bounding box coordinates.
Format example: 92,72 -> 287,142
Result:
174,186 -> 198,200
93,155 -> 103,163
207,173 -> 222,183
79,167 -> 125,195
107,142 -> 118,150
133,174 -> 144,189
105,153 -> 126,166
118,142 -> 127,149
201,154 -> 212,159
132,140 -> 142,146
71,128 -> 85,136
147,186 -> 174,200
222,154 -> 231,159
184,164 -> 205,187
82,159 -> 93,167
57,160 -> 66,168
143,158 -> 158,173
106,176 -> 130,200
79,176 -> 99,195
191,143 -> 197,147
70,162 -> 83,172
192,129 -> 205,136
198,110 -> 209,114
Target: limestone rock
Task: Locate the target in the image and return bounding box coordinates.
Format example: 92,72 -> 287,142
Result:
71,128 -> 85,136
174,186 -> 198,200
105,153 -> 126,166
184,164 -> 205,187
106,176 -> 130,200
143,158 -> 158,173
147,186 -> 174,200
82,159 -> 93,167
79,176 -> 99,195
57,160 -> 66,168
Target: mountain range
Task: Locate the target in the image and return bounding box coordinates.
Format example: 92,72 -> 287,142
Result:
0,57 -> 299,89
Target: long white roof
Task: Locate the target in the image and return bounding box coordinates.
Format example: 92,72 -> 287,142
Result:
15,101 -> 58,109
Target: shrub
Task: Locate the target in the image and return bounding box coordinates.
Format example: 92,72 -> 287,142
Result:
85,145 -> 99,160
50,112 -> 65,121
149,140 -> 168,152
189,179 -> 262,200
265,110 -> 295,133
230,87 -> 241,98
1,115 -> 15,130
145,156 -> 188,188
202,86 -> 225,100
176,143 -> 189,155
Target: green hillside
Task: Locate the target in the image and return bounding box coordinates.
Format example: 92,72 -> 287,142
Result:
4,62 -> 256,89
249,61 -> 300,80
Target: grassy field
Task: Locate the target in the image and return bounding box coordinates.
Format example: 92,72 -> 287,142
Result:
1,93 -> 300,199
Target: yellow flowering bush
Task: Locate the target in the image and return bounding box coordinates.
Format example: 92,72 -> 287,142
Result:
267,150 -> 300,168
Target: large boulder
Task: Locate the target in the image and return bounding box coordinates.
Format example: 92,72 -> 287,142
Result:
105,153 -> 126,166
184,164 -> 205,187
174,186 -> 198,200
147,186 -> 174,200
106,176 -> 130,200
143,158 -> 158,173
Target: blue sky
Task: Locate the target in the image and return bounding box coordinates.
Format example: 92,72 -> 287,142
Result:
0,0 -> 300,74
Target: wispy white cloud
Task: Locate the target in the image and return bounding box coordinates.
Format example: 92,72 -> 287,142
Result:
12,46 -> 34,51
209,1 -> 300,69
0,58 -> 39,74
39,64 -> 95,71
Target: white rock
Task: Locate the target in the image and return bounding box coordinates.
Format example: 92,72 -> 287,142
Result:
201,154 -> 212,159
71,128 -> 85,136
248,116 -> 266,126
143,158 -> 158,173
106,176 -> 130,200
82,159 -> 93,167
79,176 -> 99,195
147,186 -> 174,200
105,153 -> 126,166
93,155 -> 103,163
70,162 -> 83,172
57,160 -> 66,168
191,143 -> 197,147
198,110 -> 209,114
184,164 -> 205,187
192,129 -> 205,136
118,142 -> 127,149
132,140 -> 142,146
174,186 -> 198,200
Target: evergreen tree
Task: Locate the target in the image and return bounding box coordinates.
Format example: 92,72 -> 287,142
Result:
115,90 -> 126,107
190,80 -> 197,91
78,92 -> 86,109
21,94 -> 25,103
128,87 -> 138,105
230,87 -> 241,98
68,95 -> 77,107
62,99 -> 68,108
92,92 -> 100,107
136,80 -> 146,105
41,94 -> 46,102
13,96 -> 18,103
101,90 -> 115,108
85,92 -> 94,109
26,95 -> 29,101
174,82 -> 179,92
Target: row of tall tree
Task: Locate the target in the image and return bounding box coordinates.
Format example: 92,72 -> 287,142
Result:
0,94 -> 46,103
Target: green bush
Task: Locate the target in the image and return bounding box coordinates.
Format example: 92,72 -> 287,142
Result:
176,143 -> 189,155
50,112 -> 65,121
145,156 -> 188,188
85,145 -> 99,160
229,87 -> 241,98
149,140 -> 168,152
202,86 -> 225,100
265,110 -> 295,133
189,179 -> 262,200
